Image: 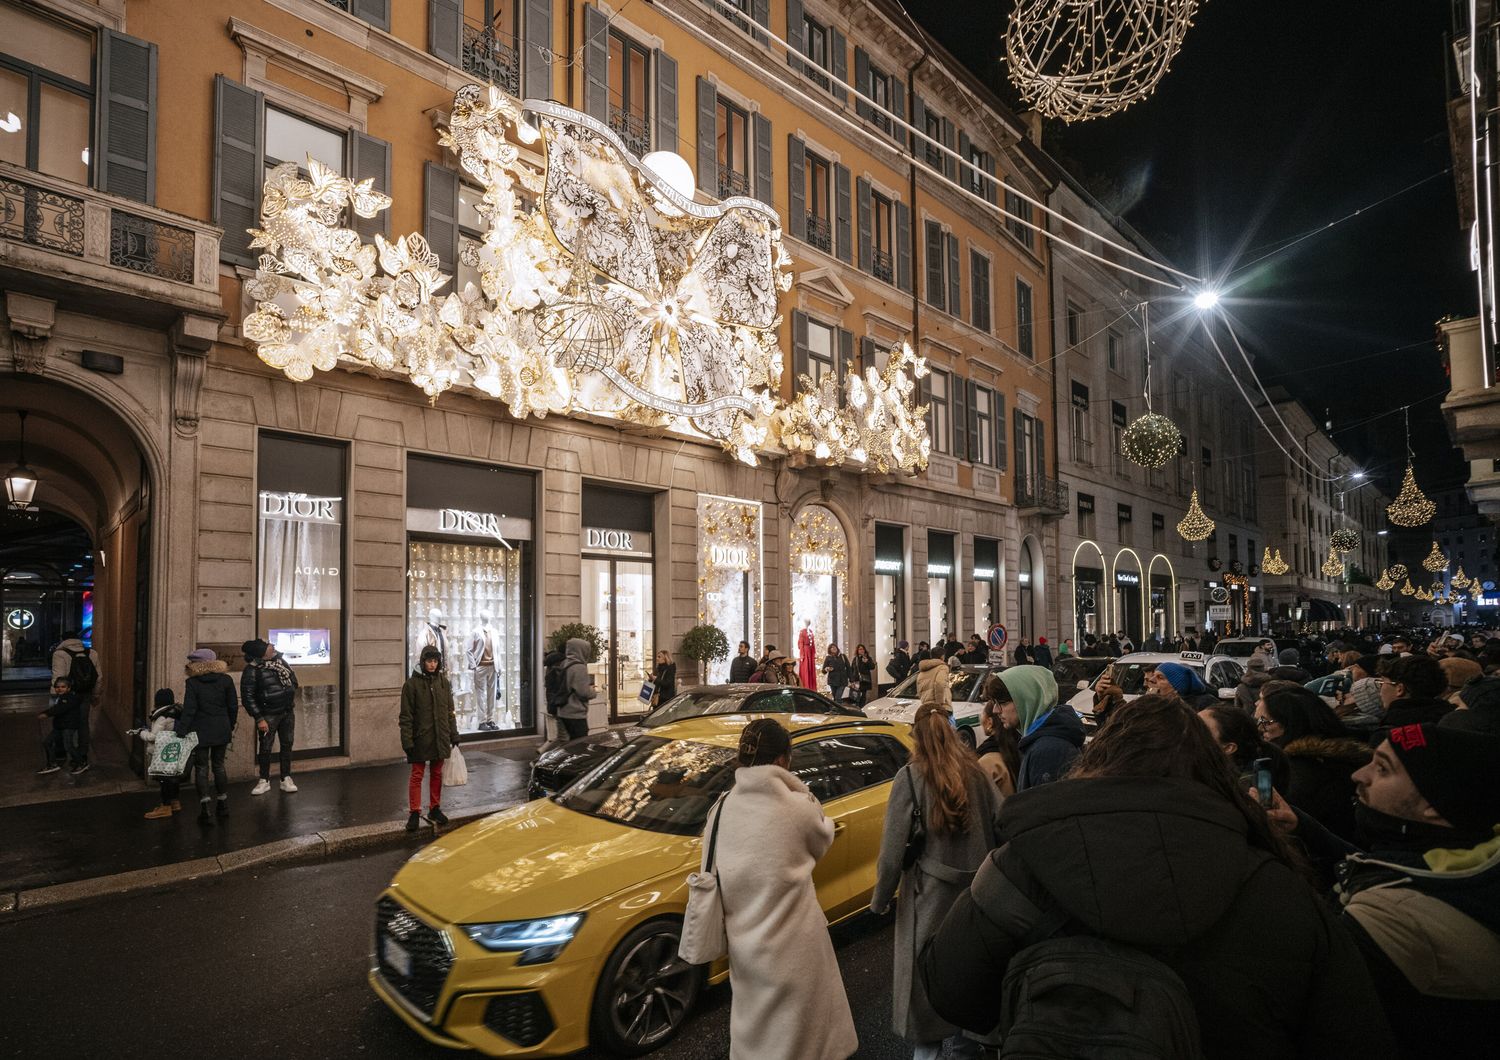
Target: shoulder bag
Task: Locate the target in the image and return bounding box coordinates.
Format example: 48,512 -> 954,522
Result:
901,767 -> 926,871
679,793 -> 730,964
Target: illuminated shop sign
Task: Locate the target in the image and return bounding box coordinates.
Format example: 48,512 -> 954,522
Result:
874,559 -> 904,574
799,552 -> 837,575
584,528 -> 653,558
259,491 -> 342,522
406,507 -> 533,543
6,607 -> 34,630
973,567 -> 996,580
1116,571 -> 1141,586
927,563 -> 953,577
710,545 -> 751,570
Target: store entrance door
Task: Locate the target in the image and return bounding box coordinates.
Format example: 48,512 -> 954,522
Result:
582,557 -> 655,722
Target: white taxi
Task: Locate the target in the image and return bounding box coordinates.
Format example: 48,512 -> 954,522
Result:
1064,651 -> 1245,731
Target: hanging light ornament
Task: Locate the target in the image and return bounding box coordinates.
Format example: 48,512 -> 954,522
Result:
1400,578 -> 1416,597
1176,488 -> 1215,542
1261,546 -> 1290,576
1375,571 -> 1395,591
1451,566 -> 1471,590
1385,408 -> 1436,527
1006,0 -> 1202,123
1329,527 -> 1360,554
1386,563 -> 1408,581
1117,303 -> 1184,468
1320,547 -> 1345,579
1422,542 -> 1449,572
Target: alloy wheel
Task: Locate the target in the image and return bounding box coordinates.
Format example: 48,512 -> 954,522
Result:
606,929 -> 698,1048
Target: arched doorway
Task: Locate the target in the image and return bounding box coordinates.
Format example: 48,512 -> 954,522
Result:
789,505 -> 849,693
1017,537 -> 1040,642
1147,554 -> 1177,643
2,512 -> 93,686
1071,540 -> 1107,643
1,378 -> 155,776
1113,548 -> 1144,645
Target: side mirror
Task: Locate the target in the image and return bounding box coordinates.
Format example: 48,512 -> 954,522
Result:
1077,679 -> 1089,690
1217,687 -> 1236,700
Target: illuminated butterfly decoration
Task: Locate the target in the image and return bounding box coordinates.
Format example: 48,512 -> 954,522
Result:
526,100 -> 792,443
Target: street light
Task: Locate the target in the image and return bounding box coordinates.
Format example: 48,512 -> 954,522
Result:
1193,289 -> 1221,311
5,410 -> 38,509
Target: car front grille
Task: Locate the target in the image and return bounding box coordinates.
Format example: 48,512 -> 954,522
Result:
374,895 -> 454,1020
483,992 -> 555,1047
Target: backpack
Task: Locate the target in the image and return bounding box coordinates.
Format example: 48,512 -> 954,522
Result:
64,648 -> 99,696
544,660 -> 574,716
999,920 -> 1203,1059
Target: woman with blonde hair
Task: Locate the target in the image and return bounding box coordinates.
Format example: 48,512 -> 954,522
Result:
872,703 -> 1003,1059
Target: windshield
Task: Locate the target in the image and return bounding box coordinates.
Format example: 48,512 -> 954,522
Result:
642,690 -> 748,728
1088,661 -> 1204,696
887,668 -> 984,703
557,736 -> 736,835
1216,641 -> 1262,658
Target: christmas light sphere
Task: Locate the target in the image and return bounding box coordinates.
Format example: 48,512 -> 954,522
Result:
1329,528 -> 1360,554
1386,564 -> 1408,581
1120,412 -> 1183,469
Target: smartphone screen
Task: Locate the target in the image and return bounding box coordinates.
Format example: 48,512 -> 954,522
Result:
1253,756 -> 1274,808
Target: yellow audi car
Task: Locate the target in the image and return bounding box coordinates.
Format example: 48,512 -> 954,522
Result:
370,713 -> 912,1056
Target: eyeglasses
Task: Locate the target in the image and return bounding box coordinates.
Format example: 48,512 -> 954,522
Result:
1255,717 -> 1274,730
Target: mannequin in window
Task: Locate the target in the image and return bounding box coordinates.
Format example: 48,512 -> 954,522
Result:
468,609 -> 499,731
419,608 -> 448,673
797,619 -> 817,690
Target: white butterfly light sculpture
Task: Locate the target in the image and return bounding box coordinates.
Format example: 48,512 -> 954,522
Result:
243,85 -> 928,471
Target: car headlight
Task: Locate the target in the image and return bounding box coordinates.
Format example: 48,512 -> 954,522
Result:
462,914 -> 585,964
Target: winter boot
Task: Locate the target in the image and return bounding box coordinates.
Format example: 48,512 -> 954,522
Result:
405,811 -> 422,832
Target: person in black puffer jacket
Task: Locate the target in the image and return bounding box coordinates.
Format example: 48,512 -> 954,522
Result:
176,648 -> 239,826
1258,687 -> 1370,842
728,641 -> 757,684
240,637 -> 300,796
919,695 -> 1397,1060
1378,654 -> 1455,729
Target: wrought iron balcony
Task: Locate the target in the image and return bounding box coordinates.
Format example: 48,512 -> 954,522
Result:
1016,474 -> 1069,516
805,213 -> 832,252
462,19 -> 520,97
718,169 -> 749,200
607,106 -> 651,158
872,249 -> 893,284
0,162 -> 221,314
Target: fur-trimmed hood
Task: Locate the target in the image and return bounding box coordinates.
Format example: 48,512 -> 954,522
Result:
1238,669 -> 1275,690
1282,734 -> 1372,765
186,658 -> 229,678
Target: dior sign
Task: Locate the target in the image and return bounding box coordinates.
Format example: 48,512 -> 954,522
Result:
260,491 -> 341,523
584,528 -> 653,557
710,545 -> 751,571
799,552 -> 836,575
407,507 -> 533,543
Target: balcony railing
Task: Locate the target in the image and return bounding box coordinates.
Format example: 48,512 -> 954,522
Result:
607,106 -> 651,158
0,162 -> 221,304
805,213 -> 831,252
462,18 -> 520,97
872,249 -> 893,284
1071,435 -> 1093,467
1017,474 -> 1069,515
718,169 -> 749,199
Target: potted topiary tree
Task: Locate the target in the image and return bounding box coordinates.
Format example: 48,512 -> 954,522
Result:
679,623 -> 730,684
546,623 -> 606,661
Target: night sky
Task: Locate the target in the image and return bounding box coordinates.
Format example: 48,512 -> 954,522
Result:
905,0 -> 1473,498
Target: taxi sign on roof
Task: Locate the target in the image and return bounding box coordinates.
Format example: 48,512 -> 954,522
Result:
1179,651 -> 1205,663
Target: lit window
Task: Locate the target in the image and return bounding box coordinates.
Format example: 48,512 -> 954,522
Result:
0,6 -> 93,185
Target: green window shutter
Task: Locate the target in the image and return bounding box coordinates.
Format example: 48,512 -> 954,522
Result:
696,77 -> 718,195
655,50 -> 678,153
946,233 -> 960,321
423,161 -> 459,276
96,30 -> 157,205
854,48 -> 871,120
213,75 -> 263,266
350,132 -> 391,242
428,0 -> 463,67
583,5 -> 609,122
952,373 -> 968,461
787,135 -> 807,242
786,0 -> 805,74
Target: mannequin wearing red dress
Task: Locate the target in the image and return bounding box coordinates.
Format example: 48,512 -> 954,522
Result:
797,622 -> 817,689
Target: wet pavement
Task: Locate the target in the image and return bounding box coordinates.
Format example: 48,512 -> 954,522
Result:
0,845 -> 915,1059
0,743 -> 538,893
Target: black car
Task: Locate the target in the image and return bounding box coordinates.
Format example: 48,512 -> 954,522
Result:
527,684 -> 860,798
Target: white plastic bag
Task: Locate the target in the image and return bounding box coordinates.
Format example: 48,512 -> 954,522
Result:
445,743 -> 468,787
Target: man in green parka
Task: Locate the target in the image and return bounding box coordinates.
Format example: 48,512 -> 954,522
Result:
400,645 -> 458,830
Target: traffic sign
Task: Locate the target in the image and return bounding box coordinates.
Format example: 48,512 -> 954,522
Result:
987,623 -> 1008,651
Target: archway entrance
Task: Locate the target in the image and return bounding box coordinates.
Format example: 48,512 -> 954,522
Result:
1,378 -> 154,791
789,505 -> 849,694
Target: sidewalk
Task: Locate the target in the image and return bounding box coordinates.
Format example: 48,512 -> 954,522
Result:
0,741 -> 538,902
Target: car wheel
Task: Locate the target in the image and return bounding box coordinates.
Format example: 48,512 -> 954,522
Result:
590,918 -> 703,1056
957,725 -> 976,750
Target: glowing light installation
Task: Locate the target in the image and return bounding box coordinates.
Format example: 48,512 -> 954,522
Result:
1120,412 -> 1182,470
1261,547 -> 1290,576
1386,464 -> 1437,527
1006,0 -> 1201,123
1422,542 -> 1449,573
1176,489 -> 1214,542
1319,547 -> 1345,579
243,87 -> 930,471
1329,528 -> 1359,554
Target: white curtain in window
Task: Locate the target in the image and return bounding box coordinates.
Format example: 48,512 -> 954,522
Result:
258,515 -> 341,609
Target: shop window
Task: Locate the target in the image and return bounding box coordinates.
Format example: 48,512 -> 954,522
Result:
607,29 -> 651,156
874,523 -> 907,683
927,530 -> 956,645
973,537 -> 1000,631
698,495 -> 763,683
406,455 -> 535,736
257,434 -> 347,754
790,505 -> 849,693
0,6 -> 93,186
582,484 -> 656,723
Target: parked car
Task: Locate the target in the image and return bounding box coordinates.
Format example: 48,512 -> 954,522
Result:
1051,654 -> 1113,692
1064,651 -> 1245,731
372,713 -> 913,1057
862,662 -> 1000,746
527,684 -> 858,798
1213,637 -> 1269,659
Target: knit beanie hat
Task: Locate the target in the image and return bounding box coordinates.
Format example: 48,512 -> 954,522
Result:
242,638 -> 269,661
187,648 -> 216,663
1356,655 -> 1380,677
1278,648 -> 1300,666
998,665 -> 1059,733
153,688 -> 175,708
1386,724 -> 1500,832
1443,677 -> 1500,736
1246,654 -> 1268,672
1156,662 -> 1207,697
1440,657 -> 1483,694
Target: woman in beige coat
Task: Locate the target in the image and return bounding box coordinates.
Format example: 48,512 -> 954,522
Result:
714,718 -> 857,1060
915,657 -> 952,709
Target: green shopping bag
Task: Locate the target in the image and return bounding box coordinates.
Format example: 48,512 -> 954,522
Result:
147,732 -> 199,778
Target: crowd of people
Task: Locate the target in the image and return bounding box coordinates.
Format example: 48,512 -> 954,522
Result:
700,626 -> 1500,1060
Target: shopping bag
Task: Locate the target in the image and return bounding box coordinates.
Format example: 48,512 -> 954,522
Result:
147,732 -> 199,778
679,795 -> 729,964
638,680 -> 655,705
445,743 -> 469,786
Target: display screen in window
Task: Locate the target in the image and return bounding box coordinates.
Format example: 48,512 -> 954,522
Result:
408,540 -> 531,735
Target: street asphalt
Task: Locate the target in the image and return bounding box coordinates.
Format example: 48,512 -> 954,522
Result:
0,845 -> 917,1059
